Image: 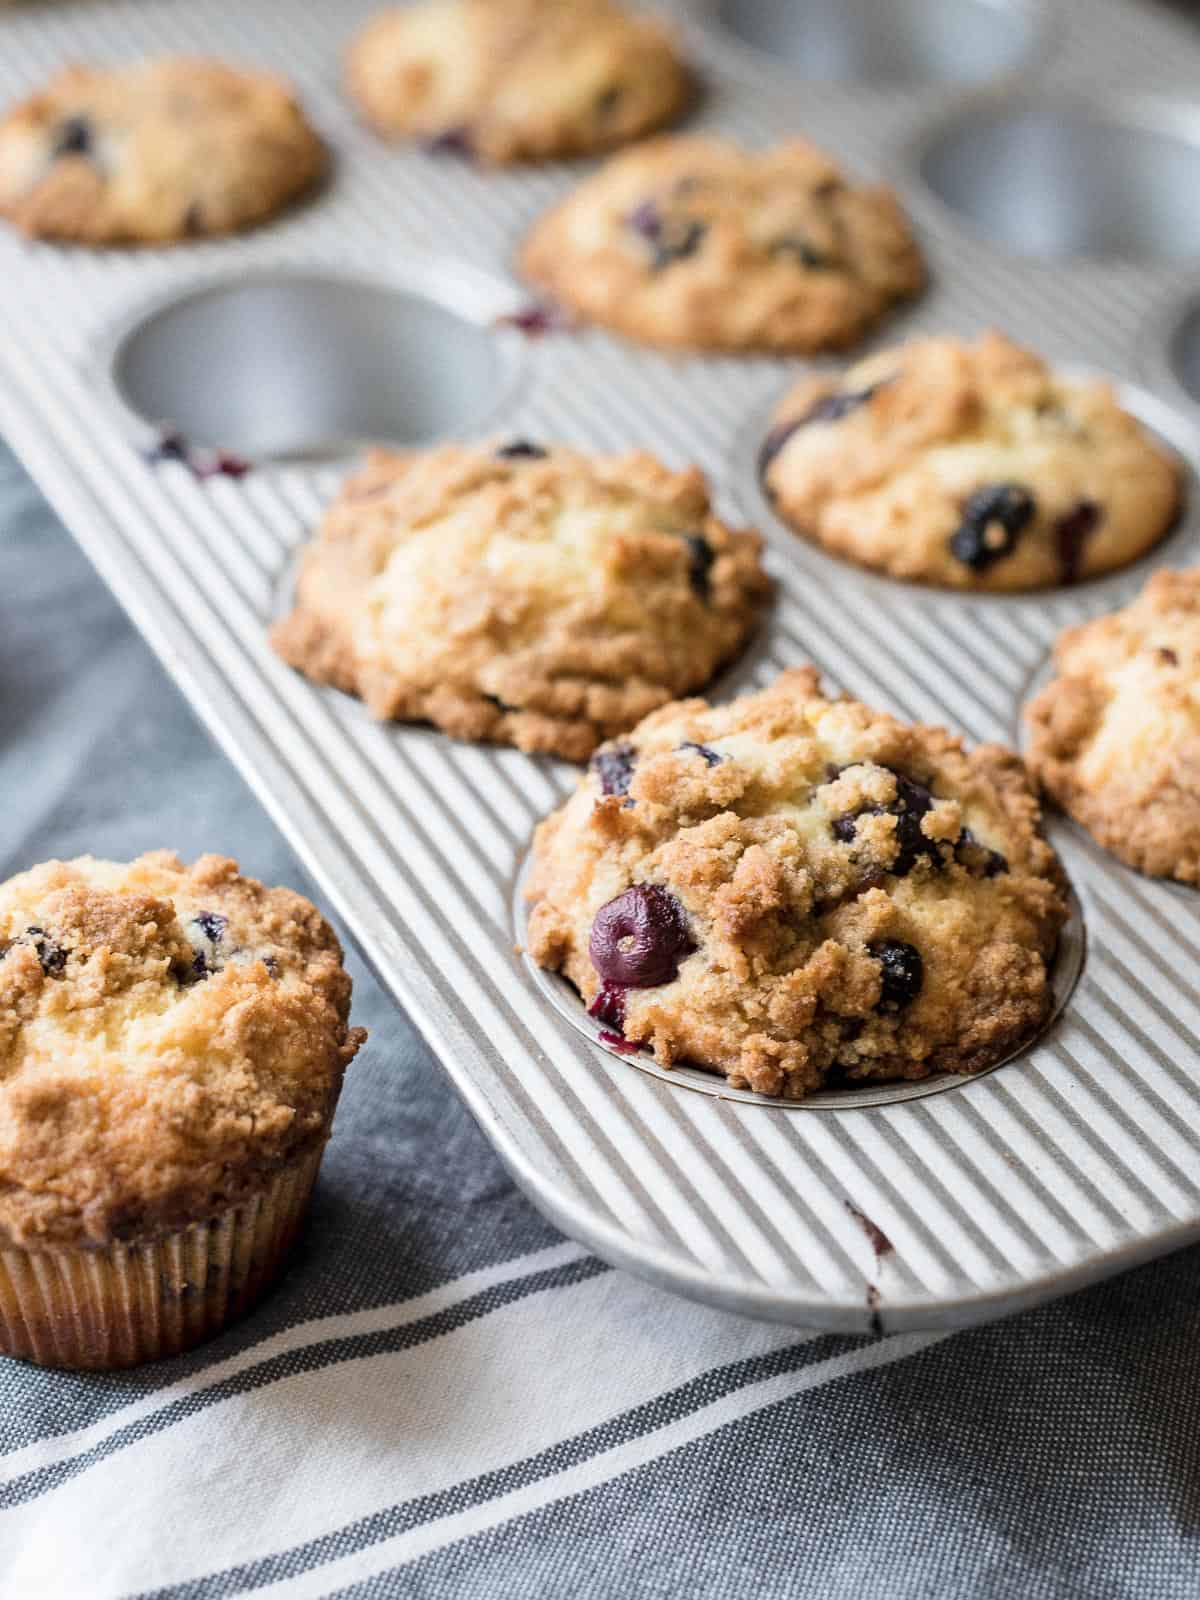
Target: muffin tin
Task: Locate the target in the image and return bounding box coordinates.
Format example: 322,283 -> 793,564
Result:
2,0 -> 1200,1333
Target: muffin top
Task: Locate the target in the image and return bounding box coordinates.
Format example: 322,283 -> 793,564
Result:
0,853 -> 364,1248
1026,569 -> 1200,882
0,57 -> 325,244
761,331 -> 1182,590
346,0 -> 690,164
526,667 -> 1068,1100
520,135 -> 925,353
271,439 -> 771,762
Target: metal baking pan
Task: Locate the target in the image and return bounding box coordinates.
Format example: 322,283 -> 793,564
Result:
3,0 -> 1200,1333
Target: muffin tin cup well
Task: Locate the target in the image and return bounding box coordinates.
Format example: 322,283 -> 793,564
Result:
92,261 -> 529,467
693,0 -> 1049,88
1160,293 -> 1200,417
915,93 -> 1200,262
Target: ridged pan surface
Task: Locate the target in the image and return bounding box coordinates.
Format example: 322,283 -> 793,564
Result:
2,0 -> 1200,1332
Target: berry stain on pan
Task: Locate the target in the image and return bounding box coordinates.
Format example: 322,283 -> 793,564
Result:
143,427 -> 251,481
845,1201 -> 895,1260
598,1029 -> 643,1056
424,125 -> 475,160
494,301 -> 576,337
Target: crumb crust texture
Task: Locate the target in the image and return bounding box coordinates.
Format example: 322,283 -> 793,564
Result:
346,0 -> 691,164
272,441 -> 771,761
761,331 -> 1182,590
0,852 -> 364,1249
1027,568 -> 1200,883
522,135 -> 925,353
527,668 -> 1069,1101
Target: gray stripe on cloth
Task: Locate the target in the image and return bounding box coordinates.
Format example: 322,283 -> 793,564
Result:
329,1244 -> 1200,1600
1,1255 -> 607,1512
131,1333 -> 867,1600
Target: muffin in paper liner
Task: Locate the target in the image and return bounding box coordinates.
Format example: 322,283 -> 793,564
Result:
0,852 -> 365,1371
0,1142 -> 325,1370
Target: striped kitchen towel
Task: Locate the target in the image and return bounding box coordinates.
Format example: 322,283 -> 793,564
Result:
2,447 -> 1199,1599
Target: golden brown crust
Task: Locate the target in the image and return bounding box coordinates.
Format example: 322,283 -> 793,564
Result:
527,667 -> 1068,1100
0,853 -> 365,1248
762,330 -> 1182,591
521,135 -> 925,353
345,0 -> 691,164
0,58 -> 326,244
272,440 -> 771,761
1026,569 -> 1200,882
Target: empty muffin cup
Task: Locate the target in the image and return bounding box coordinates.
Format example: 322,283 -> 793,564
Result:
919,99 -> 1200,262
1169,300 -> 1200,411
710,0 -> 1042,86
101,267 -> 524,465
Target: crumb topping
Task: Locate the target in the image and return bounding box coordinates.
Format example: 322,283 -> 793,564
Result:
1027,568 -> 1200,882
762,331 -> 1181,590
272,440 -> 770,761
0,853 -> 364,1247
528,668 -> 1068,1099
521,135 -> 924,352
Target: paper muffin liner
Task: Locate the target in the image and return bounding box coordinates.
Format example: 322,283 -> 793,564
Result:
0,1143 -> 325,1371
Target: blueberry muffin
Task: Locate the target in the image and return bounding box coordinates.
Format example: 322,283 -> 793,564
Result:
760,331 -> 1182,591
0,852 -> 365,1368
272,440 -> 771,761
520,136 -> 925,353
0,58 -> 325,244
1027,570 -> 1200,882
526,668 -> 1068,1099
346,0 -> 690,164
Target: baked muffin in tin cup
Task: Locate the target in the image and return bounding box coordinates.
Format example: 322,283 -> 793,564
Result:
0,852 -> 365,1370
